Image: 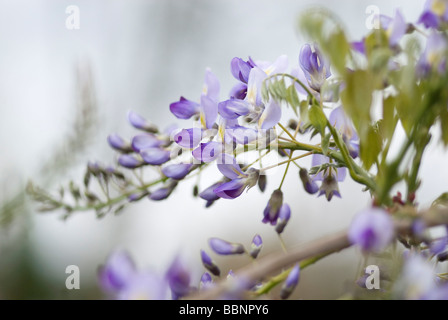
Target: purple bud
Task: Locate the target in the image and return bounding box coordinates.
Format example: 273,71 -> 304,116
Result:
107,134 -> 133,153
250,234 -> 263,259
318,175 -> 341,201
140,148 -> 171,165
275,204 -> 291,234
262,189 -> 284,225
299,168 -> 319,194
209,237 -> 245,255
199,272 -> 213,290
131,134 -> 164,152
299,43 -> 331,91
230,57 -> 253,83
118,154 -> 145,169
149,181 -> 177,201
229,82 -> 248,100
348,207 -> 395,252
258,174 -> 267,192
280,264 -> 300,299
128,111 -> 158,133
430,236 -> 447,255
169,96 -> 200,120
161,163 -> 193,180
192,141 -> 223,163
128,191 -> 149,202
200,250 -> 220,276
213,178 -> 247,200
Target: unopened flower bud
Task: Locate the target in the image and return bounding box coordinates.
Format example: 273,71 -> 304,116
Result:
275,204 -> 291,234
209,237 -> 245,255
258,174 -> 267,192
280,264 -> 300,299
262,189 -> 283,225
200,250 -> 221,276
250,234 -> 263,259
299,168 -> 319,194
107,134 -> 133,153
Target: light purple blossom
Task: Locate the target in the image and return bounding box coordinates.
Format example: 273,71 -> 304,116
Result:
418,0 -> 448,29
128,111 -> 158,133
348,207 -> 395,252
262,190 -> 284,225
140,148 -> 171,165
169,97 -> 200,120
165,255 -> 193,300
161,163 -> 193,180
107,134 -> 133,153
118,154 -> 145,169
299,43 -> 331,92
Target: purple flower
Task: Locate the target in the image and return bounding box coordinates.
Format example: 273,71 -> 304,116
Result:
107,134 -> 133,153
246,66 -> 267,107
140,148 -> 171,165
98,251 -> 136,293
299,43 -> 331,92
250,234 -> 263,259
118,154 -> 145,169
128,111 -> 158,133
173,128 -> 203,149
199,181 -> 226,207
200,250 -> 220,276
225,125 -> 258,145
262,190 -> 284,225
255,54 -> 289,76
258,100 -> 282,130
169,97 -> 200,120
380,10 -> 407,47
117,272 -> 168,300
209,237 -> 245,255
231,57 -> 254,83
131,133 -> 165,152
299,168 -> 319,195
149,181 -> 178,201
202,68 -> 220,102
213,155 -> 259,199
311,154 -> 346,201
165,256 -> 192,300
275,204 -> 291,234
229,82 -> 248,100
329,106 -> 359,158
280,264 -> 300,300
161,163 -> 193,180
348,207 -> 395,252
218,99 -> 250,120
417,32 -> 448,76
351,38 -> 366,55
418,0 -> 448,29
199,272 -> 213,290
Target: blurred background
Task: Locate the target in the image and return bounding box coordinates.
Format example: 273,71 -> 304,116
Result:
0,0 -> 444,299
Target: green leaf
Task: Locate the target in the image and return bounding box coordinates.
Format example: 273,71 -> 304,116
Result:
309,105 -> 327,135
440,108 -> 448,146
321,133 -> 331,156
381,96 -> 397,141
432,192 -> 448,207
286,85 -> 300,116
360,125 -> 382,170
341,70 -> 374,139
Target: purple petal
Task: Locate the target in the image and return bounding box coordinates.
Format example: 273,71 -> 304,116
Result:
388,10 -> 407,46
419,11 -> 440,28
229,82 -> 248,100
246,67 -> 267,106
140,148 -> 171,165
174,128 -> 203,149
259,100 -> 281,130
218,99 -> 250,120
192,141 -> 223,163
161,163 -> 192,180
166,256 -> 192,300
230,57 -> 253,83
280,264 -> 300,299
217,154 -> 245,180
256,55 -> 289,75
169,97 -> 200,120
149,187 -> 172,201
131,133 -> 163,152
329,106 -> 358,141
275,203 -> 291,234
213,178 -> 247,199
351,38 -> 366,55
199,181 -> 224,202
118,154 -> 144,169
202,68 -> 220,102
200,95 -> 218,129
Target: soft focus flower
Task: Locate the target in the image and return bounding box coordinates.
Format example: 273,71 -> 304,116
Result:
418,0 -> 448,29
107,134 -> 133,153
275,204 -> 291,234
299,168 -> 319,195
380,9 -> 407,47
128,111 -> 158,133
118,154 -> 145,169
165,255 -> 193,300
311,154 -> 346,201
348,207 -> 395,252
161,163 -> 193,180
417,32 -> 448,76
329,106 -> 359,158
